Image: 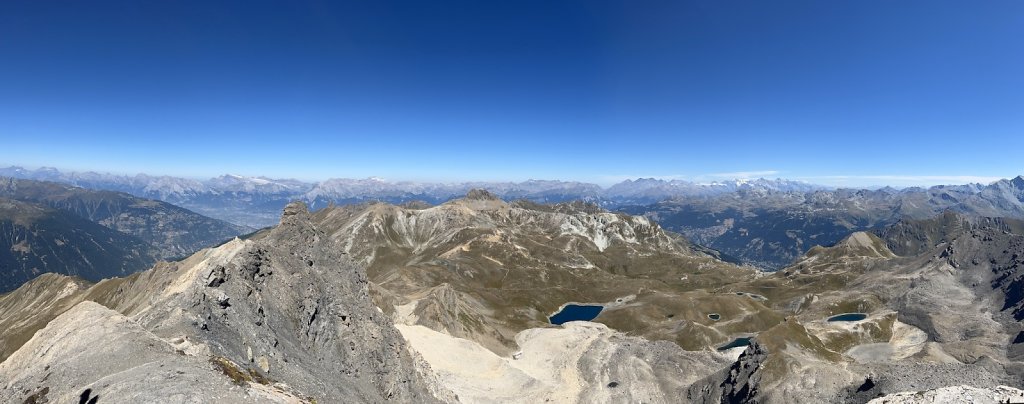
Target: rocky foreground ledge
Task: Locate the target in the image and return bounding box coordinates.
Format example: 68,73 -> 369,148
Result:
867,385 -> 1024,404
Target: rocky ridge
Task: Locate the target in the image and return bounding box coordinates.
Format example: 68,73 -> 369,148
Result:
0,202 -> 446,403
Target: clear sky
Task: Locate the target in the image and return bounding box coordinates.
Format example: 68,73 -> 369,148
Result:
1,1 -> 1021,187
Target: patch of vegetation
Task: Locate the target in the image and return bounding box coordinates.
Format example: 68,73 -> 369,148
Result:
760,320 -> 843,362
458,311 -> 483,330
210,356 -> 272,386
819,313 -> 896,353
211,356 -> 252,385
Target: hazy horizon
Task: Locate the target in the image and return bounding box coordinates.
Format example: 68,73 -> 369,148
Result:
2,162 -> 1014,190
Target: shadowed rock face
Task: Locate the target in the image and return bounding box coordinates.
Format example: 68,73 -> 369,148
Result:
0,198 -> 156,292
687,340 -> 769,404
0,201 -> 445,403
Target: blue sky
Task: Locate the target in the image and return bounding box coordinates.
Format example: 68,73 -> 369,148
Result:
1,1 -> 1021,187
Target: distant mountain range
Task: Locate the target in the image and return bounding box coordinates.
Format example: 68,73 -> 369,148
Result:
5,166 -> 1023,272
0,166 -> 824,227
0,177 -> 251,292
621,175 -> 1024,269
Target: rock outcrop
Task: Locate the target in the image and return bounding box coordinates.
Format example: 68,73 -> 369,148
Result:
867,385 -> 1024,404
687,340 -> 769,403
0,301 -> 303,403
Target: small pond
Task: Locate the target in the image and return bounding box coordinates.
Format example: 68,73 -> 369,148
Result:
549,304 -> 604,325
734,292 -> 767,301
827,313 -> 868,322
707,313 -> 721,321
717,337 -> 753,351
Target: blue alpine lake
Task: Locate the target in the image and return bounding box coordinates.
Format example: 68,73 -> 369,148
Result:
716,337 -> 753,351
549,304 -> 604,325
827,313 -> 868,322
